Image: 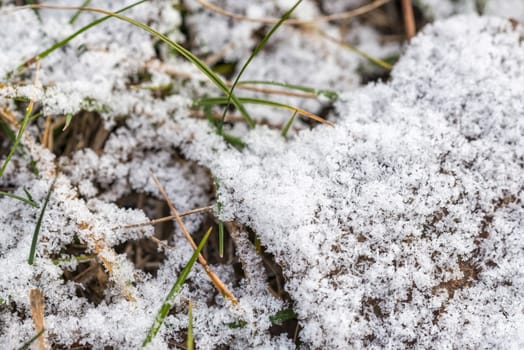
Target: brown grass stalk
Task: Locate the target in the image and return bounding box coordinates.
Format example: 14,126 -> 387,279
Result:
29,288 -> 48,350
151,174 -> 239,305
194,0 -> 391,25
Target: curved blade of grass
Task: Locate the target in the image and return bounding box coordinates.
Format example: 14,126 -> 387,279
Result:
197,96 -> 335,127
17,329 -> 44,350
187,301 -> 194,350
0,102 -> 36,178
0,190 -> 39,208
16,0 -> 147,73
69,0 -> 92,24
28,176 -> 56,265
281,109 -> 298,138
218,0 -> 302,132
19,3 -> 254,128
238,80 -> 339,101
142,227 -> 213,347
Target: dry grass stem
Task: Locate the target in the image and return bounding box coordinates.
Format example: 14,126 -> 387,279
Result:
194,0 -> 391,25
151,174 -> 239,305
401,0 -> 416,39
42,115 -> 52,149
29,288 -> 48,350
115,205 -> 214,230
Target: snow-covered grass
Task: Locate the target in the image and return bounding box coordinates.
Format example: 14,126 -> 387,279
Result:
1,1 -> 523,349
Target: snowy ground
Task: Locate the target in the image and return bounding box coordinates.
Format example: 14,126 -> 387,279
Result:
0,1 -> 523,349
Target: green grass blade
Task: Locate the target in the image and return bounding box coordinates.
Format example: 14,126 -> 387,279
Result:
20,3 -> 254,128
69,0 -> 92,24
28,177 -> 56,265
214,178 -> 224,258
238,80 -> 339,101
196,96 -> 334,127
17,329 -> 45,350
16,0 -> 147,73
218,221 -> 224,258
218,0 -> 302,131
0,102 -> 34,178
281,110 -> 298,138
0,190 -> 39,208
142,227 -> 213,347
187,301 -> 194,350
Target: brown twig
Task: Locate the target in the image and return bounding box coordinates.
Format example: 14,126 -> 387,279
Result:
401,0 -> 416,39
194,0 -> 391,25
115,205 -> 214,230
151,174 -> 239,305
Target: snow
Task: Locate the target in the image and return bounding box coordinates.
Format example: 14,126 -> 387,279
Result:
0,0 -> 523,349
189,15 -> 524,349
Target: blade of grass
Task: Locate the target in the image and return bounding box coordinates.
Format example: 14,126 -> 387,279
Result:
17,329 -> 45,350
69,0 -> 92,24
281,109 -> 298,138
197,96 -> 335,127
214,177 -> 224,258
0,101 -> 35,177
218,0 -> 302,132
28,177 -> 56,265
238,80 -> 339,101
187,301 -> 194,350
142,227 -> 213,347
0,190 -> 39,208
16,0 -> 147,73
18,3 -> 254,128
